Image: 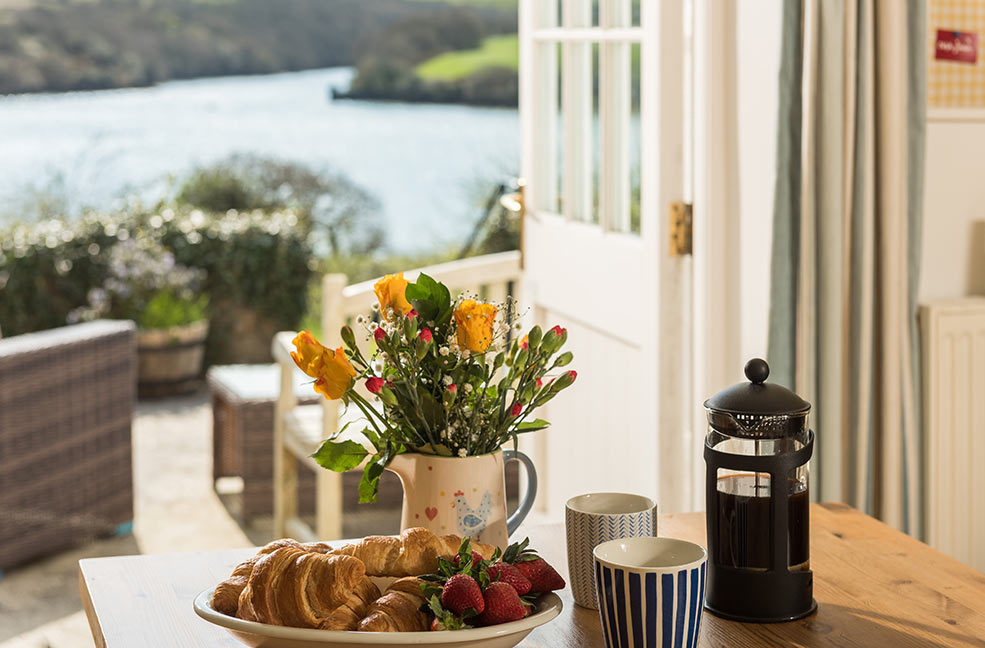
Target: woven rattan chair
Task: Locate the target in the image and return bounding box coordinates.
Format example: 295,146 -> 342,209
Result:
0,320 -> 136,572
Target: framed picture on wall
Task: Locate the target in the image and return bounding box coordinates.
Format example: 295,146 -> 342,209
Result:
928,0 -> 985,121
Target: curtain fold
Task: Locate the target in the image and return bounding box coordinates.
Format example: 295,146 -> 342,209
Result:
767,0 -> 926,536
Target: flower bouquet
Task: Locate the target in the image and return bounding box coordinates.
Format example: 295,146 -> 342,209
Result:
291,272 -> 576,505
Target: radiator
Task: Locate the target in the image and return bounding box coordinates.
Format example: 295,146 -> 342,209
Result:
920,297 -> 985,572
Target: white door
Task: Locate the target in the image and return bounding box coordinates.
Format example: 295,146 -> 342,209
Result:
519,0 -> 697,515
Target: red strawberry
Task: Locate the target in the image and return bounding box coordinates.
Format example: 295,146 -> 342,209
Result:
453,550 -> 486,569
441,574 -> 484,616
514,558 -> 565,593
477,581 -> 530,626
486,562 -> 532,596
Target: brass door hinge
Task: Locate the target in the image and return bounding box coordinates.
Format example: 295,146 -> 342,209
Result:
669,201 -> 693,256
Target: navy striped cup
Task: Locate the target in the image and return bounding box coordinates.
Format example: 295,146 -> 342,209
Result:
594,537 -> 707,648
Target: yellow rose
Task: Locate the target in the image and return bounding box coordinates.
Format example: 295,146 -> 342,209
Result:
291,330 -> 357,400
454,299 -> 497,354
374,272 -> 413,317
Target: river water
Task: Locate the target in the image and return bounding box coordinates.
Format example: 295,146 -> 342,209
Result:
0,68 -> 519,252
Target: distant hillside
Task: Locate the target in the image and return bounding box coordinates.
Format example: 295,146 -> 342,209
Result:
336,5 -> 518,107
0,0 -> 515,94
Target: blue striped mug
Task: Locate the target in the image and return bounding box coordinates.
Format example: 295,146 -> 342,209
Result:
594,537 -> 707,648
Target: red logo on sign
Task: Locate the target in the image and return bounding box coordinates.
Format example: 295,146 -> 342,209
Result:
935,29 -> 978,64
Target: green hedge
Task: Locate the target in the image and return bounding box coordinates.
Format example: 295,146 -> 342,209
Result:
0,207 -> 313,365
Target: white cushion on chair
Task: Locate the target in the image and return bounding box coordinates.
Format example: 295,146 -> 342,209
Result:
283,403 -> 378,460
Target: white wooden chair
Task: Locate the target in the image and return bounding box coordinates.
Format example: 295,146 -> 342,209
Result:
272,250 -> 522,541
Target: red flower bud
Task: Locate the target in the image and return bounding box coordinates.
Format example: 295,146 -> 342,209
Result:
365,376 -> 384,394
407,309 -> 418,318
510,402 -> 522,417
549,325 -> 567,337
447,384 -> 457,394
419,328 -> 433,343
373,327 -> 385,342
536,378 -> 543,389
566,370 -> 577,382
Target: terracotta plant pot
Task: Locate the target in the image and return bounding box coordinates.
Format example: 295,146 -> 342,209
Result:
136,319 -> 209,398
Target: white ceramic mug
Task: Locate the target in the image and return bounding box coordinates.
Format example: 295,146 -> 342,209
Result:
565,492 -> 657,609
594,537 -> 707,648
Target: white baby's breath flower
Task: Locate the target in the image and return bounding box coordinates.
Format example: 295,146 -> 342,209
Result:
442,375 -> 453,386
369,322 -> 379,331
439,346 -> 450,356
356,314 -> 365,324
463,384 -> 473,393
457,448 -> 468,458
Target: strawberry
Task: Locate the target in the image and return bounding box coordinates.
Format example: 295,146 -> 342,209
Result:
426,594 -> 472,631
486,562 -> 532,596
453,550 -> 486,569
513,558 -> 565,593
477,581 -> 530,626
441,574 -> 484,616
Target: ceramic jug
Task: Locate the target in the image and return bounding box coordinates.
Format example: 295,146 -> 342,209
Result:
385,449 -> 537,549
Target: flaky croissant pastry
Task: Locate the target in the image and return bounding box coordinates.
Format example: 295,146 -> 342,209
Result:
330,527 -> 496,577
358,577 -> 429,632
211,539 -> 332,616
236,546 -> 380,630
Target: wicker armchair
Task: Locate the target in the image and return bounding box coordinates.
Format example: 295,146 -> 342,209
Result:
0,320 -> 136,571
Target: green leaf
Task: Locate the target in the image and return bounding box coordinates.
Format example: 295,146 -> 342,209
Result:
428,594 -> 445,617
361,425 -> 382,452
406,273 -> 450,324
326,419 -> 354,442
357,455 -> 386,503
516,419 -> 550,433
311,439 -> 368,473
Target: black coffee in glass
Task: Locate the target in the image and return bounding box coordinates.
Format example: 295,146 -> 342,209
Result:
714,473 -> 810,571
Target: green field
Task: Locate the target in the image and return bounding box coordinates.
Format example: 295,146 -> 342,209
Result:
416,34 -> 518,82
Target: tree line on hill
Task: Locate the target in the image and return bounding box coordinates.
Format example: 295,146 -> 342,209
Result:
0,0 -> 514,95
337,7 -> 518,106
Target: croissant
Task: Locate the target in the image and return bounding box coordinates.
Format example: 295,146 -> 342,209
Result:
331,527 -> 496,577
236,546 -> 380,629
211,539 -> 332,616
358,577 -> 429,632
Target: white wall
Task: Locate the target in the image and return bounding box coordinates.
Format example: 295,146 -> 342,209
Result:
919,120 -> 985,302
735,1 -> 782,367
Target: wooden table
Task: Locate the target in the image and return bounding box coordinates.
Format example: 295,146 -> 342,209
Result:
79,503 -> 985,647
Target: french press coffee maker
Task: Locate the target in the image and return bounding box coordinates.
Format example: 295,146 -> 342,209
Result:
703,358 -> 816,622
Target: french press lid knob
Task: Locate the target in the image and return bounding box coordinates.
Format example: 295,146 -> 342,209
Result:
704,358 -> 810,417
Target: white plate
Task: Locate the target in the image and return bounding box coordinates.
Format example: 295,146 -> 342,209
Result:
193,588 -> 563,648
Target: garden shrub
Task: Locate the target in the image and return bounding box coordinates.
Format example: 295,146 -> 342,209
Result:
0,206 -> 313,365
